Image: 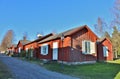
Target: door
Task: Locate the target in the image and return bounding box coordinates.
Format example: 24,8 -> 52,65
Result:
18,47 -> 21,53
53,42 -> 58,60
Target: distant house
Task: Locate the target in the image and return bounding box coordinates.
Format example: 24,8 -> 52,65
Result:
7,44 -> 17,55
24,33 -> 54,58
11,44 -> 17,54
16,37 -> 30,53
97,38 -> 113,61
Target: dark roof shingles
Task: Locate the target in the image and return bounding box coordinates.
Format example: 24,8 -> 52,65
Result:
20,40 -> 31,45
39,25 -> 86,43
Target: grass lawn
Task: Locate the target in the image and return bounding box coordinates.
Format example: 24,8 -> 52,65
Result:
17,57 -> 120,79
43,60 -> 120,79
0,60 -> 14,79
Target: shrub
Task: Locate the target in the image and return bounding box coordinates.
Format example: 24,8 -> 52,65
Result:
5,51 -> 9,55
26,49 -> 34,60
19,50 -> 26,57
11,53 -> 19,57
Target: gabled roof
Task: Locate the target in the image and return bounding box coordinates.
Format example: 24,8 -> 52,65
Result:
24,33 -> 53,45
19,40 -> 31,45
16,40 -> 31,48
99,37 -> 112,44
39,25 -> 98,43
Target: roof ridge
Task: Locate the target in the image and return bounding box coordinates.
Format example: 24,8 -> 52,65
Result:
39,25 -> 88,43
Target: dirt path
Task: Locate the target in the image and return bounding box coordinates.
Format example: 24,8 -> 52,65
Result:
0,54 -> 79,79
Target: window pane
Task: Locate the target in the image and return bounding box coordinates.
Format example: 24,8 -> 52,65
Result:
41,45 -> 48,55
83,41 -> 92,54
43,46 -> 46,54
88,42 -> 90,53
103,46 -> 108,57
85,42 -> 87,53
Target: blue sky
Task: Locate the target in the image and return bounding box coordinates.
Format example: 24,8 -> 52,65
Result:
0,0 -> 114,44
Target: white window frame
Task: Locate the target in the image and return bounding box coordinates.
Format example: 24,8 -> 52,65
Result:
90,42 -> 96,54
82,40 -> 95,54
103,46 -> 108,57
41,44 -> 48,55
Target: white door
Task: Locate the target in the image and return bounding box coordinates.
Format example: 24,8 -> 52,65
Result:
18,47 -> 21,53
53,42 -> 58,60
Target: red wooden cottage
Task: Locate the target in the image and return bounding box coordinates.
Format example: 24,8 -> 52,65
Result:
16,37 -> 30,53
7,44 -> 17,55
97,38 -> 113,61
24,33 -> 54,58
37,25 -> 101,64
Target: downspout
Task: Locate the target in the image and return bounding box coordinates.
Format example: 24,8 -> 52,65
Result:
96,41 -> 99,62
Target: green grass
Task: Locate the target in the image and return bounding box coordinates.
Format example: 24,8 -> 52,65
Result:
0,60 -> 14,79
43,60 -> 120,79
17,57 -> 120,79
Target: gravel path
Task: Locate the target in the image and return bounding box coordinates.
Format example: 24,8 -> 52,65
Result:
0,54 -> 79,79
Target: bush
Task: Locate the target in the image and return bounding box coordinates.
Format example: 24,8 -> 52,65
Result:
26,51 -> 29,58
26,49 -> 34,60
5,51 -> 9,55
19,50 -> 26,57
11,53 -> 19,57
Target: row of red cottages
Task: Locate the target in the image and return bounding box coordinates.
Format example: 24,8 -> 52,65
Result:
8,25 -> 113,64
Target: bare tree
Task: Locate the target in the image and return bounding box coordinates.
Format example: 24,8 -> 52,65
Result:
112,0 -> 120,29
94,17 -> 108,37
0,30 -> 14,51
23,32 -> 28,40
104,31 -> 111,39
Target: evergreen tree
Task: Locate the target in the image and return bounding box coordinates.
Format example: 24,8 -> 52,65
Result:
111,26 -> 120,58
94,17 -> 108,37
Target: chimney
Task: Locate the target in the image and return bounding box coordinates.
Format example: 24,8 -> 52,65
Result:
37,34 -> 42,38
23,36 -> 26,40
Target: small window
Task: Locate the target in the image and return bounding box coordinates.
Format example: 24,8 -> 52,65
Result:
41,44 -> 48,55
103,46 -> 108,57
85,41 -> 90,54
82,40 -> 95,54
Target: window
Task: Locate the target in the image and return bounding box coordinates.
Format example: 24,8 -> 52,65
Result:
41,44 -> 48,55
82,40 -> 95,54
103,46 -> 108,57
85,41 -> 90,53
